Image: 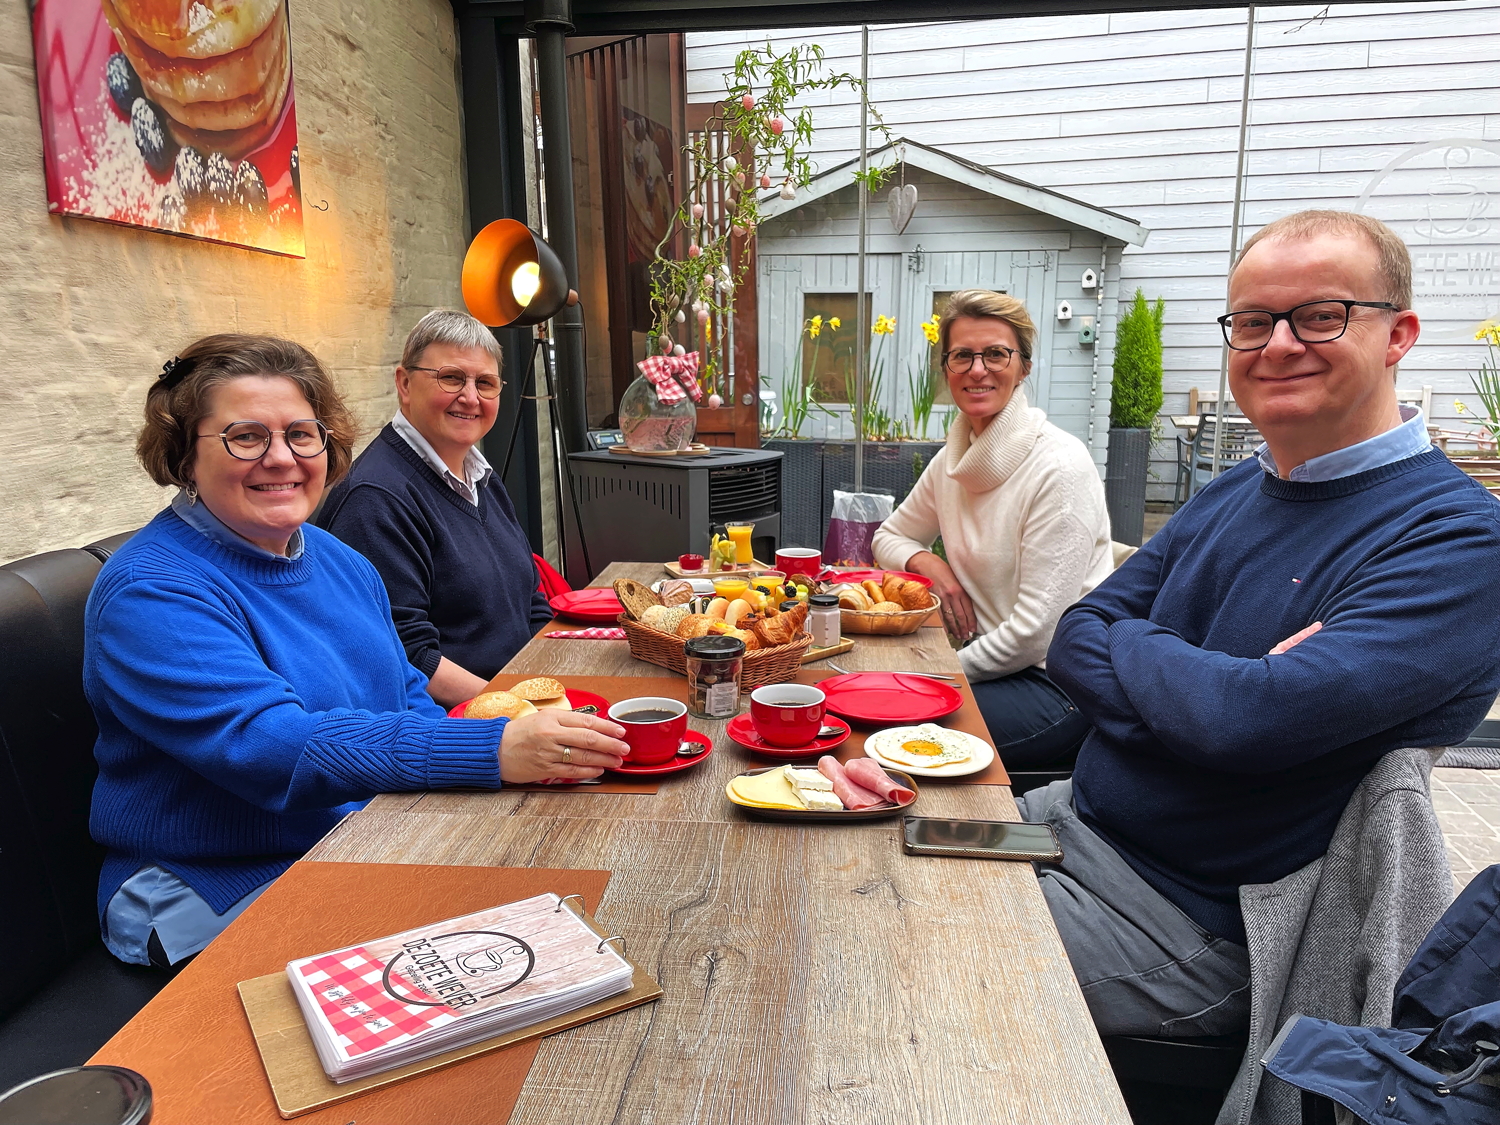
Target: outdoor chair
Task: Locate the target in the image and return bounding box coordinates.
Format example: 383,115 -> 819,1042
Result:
1175,413 -> 1263,506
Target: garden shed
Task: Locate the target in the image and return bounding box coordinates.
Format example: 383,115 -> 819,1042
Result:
757,139 -> 1150,546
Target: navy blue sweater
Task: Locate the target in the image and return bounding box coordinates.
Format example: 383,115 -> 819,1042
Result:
315,426 -> 552,681
1049,449 -> 1500,943
86,509 -> 507,917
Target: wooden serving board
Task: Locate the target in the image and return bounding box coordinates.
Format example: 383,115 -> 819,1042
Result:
608,443 -> 710,457
662,559 -> 774,578
801,637 -> 854,663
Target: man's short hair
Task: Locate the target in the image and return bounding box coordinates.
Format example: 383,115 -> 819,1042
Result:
1233,210 -> 1412,311
401,309 -> 505,371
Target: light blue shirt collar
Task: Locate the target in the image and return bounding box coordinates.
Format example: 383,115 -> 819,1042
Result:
390,410 -> 493,506
1256,405 -> 1431,482
171,489 -> 305,561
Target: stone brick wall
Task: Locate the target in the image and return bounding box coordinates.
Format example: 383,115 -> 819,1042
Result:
0,1 -> 470,563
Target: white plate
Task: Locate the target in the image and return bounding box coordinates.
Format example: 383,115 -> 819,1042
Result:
863,725 -> 995,777
652,577 -> 717,597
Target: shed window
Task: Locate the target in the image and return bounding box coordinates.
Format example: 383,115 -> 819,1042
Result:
800,293 -> 866,403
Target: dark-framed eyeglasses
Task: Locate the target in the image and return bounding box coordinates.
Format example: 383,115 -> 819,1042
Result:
407,365 -> 504,399
1217,300 -> 1400,351
943,345 -> 1019,374
196,419 -> 330,461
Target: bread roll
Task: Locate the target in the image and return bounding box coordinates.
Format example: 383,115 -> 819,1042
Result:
862,580 -> 885,603
676,613 -> 718,639
722,627 -> 760,651
510,677 -> 571,710
465,691 -> 537,720
870,600 -> 904,614
659,579 -> 696,607
706,597 -> 729,620
725,598 -> 753,628
837,587 -> 872,610
641,604 -> 689,635
882,575 -> 906,604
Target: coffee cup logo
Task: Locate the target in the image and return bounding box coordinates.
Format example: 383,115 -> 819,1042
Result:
384,929 -> 536,1007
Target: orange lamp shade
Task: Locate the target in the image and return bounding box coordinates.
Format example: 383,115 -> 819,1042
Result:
461,219 -> 571,327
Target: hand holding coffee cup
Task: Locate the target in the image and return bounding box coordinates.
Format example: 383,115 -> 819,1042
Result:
749,684 -> 827,747
498,710 -> 628,783
607,697 -> 690,764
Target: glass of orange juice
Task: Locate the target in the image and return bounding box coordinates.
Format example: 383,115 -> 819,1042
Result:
725,522 -> 755,564
713,577 -> 750,601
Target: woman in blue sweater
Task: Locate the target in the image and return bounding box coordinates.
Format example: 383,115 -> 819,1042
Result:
86,335 -> 627,968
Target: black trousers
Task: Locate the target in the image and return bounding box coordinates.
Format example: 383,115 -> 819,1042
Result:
969,665 -> 1090,770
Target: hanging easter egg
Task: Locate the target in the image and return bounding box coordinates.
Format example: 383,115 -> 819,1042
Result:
760,173 -> 772,189
673,344 -> 686,356
707,393 -> 723,409
741,94 -> 755,111
720,263 -> 732,280
675,310 -> 686,323
691,202 -> 704,220
696,307 -> 709,325
734,171 -> 746,188
688,243 -> 701,258
660,334 -> 673,352
780,183 -> 796,201
732,224 -> 745,237
768,118 -> 784,136
723,155 -> 737,173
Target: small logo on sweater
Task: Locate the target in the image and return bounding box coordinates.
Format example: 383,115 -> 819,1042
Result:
1291,578 -> 1301,584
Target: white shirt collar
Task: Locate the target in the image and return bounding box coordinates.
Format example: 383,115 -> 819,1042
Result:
1256,405 -> 1431,483
390,411 -> 492,505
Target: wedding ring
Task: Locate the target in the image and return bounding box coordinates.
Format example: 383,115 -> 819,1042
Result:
562,746 -> 572,764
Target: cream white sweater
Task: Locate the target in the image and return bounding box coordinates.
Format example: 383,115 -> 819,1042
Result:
872,388 -> 1113,682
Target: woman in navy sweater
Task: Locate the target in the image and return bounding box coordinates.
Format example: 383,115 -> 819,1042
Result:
86,335 -> 627,968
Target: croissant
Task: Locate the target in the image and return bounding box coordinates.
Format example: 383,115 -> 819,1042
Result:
882,575 -> 906,603
749,602 -> 808,646
837,589 -> 871,610
898,582 -> 933,611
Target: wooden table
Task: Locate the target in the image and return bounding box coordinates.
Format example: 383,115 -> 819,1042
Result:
306,563 -> 1129,1123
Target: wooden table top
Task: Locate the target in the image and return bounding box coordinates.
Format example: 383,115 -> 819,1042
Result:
306,562 -> 1129,1124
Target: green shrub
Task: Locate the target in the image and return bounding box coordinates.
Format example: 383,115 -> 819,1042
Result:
1110,289 -> 1165,429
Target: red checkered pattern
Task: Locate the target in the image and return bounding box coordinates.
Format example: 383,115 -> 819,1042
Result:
297,946 -> 461,1059
635,353 -> 702,404
544,627 -> 626,640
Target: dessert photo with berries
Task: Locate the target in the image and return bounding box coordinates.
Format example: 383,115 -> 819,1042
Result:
30,0 -> 305,256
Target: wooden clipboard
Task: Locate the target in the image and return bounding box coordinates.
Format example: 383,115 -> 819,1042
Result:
239,897 -> 661,1119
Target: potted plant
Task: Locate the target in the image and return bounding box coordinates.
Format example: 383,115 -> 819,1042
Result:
1105,288 -> 1165,544
1449,323 -> 1500,497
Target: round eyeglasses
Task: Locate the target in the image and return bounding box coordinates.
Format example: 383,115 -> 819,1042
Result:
407,365 -> 504,399
1217,300 -> 1400,351
943,345 -> 1019,374
196,419 -> 329,461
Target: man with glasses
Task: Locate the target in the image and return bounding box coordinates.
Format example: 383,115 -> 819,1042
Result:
1027,211 -> 1500,1049
318,310 -> 553,706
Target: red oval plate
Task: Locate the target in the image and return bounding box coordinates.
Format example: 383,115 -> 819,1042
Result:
549,588 -> 625,623
725,714 -> 851,758
816,569 -> 932,588
448,688 -> 611,718
607,730 -> 712,775
817,673 -> 963,725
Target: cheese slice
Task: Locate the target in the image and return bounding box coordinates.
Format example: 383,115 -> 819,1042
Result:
794,788 -> 843,811
784,767 -> 832,791
727,767 -> 804,810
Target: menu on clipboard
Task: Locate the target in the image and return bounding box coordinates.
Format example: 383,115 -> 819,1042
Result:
287,892 -> 633,1083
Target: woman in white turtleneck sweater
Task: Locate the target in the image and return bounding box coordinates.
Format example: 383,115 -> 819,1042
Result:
873,290 -> 1113,770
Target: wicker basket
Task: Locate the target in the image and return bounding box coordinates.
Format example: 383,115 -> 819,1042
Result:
840,594 -> 942,636
618,614 -> 814,691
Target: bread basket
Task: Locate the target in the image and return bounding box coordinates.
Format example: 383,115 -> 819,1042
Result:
840,593 -> 942,636
618,614 -> 813,690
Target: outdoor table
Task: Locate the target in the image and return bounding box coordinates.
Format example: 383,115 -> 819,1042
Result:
299,561 -> 1128,1123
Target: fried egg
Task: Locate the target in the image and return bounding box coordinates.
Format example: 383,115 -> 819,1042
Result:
871,724 -> 973,768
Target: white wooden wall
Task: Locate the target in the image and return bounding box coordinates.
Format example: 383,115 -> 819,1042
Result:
689,2 -> 1500,499
756,166 -> 1123,471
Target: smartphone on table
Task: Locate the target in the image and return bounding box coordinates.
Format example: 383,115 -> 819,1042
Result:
902,816 -> 1063,862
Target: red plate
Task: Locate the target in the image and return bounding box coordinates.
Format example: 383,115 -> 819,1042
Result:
549,588 -> 625,623
607,730 -> 712,775
816,569 -> 932,588
447,688 -> 611,719
725,714 -> 851,758
817,673 -> 963,724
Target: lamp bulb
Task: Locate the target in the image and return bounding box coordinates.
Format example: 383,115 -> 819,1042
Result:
510,261 -> 541,306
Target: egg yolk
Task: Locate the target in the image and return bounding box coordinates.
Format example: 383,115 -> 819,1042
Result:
901,739 -> 946,757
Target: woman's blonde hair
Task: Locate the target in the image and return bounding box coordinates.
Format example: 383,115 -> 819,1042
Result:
136,334 -> 358,489
938,290 -> 1037,372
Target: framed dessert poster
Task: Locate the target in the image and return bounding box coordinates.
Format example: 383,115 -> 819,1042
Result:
30,0 -> 305,257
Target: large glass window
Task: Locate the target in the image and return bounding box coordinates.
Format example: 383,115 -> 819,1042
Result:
800,293 -> 865,403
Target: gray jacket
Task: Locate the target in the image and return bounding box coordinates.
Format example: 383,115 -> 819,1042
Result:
1220,746 -> 1452,1124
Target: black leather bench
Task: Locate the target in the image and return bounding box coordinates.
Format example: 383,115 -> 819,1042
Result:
0,534 -> 163,1091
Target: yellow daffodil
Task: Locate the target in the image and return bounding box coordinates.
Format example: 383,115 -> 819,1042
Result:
920,315 -> 940,345
1456,400 -> 1471,415
1477,324 -> 1500,347
873,314 -> 896,336
807,315 -> 823,339
829,317 -> 841,330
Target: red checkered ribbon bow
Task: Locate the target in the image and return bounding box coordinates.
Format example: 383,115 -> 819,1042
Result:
636,353 -> 702,405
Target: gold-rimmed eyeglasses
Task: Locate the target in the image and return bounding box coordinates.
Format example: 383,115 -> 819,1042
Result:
195,419 -> 329,461
407,365 -> 505,399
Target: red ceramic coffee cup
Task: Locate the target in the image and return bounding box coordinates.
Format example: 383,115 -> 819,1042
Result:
749,684 -> 826,748
606,697 -> 689,764
776,547 -> 822,578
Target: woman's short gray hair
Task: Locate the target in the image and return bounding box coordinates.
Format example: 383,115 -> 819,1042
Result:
400,309 -> 505,370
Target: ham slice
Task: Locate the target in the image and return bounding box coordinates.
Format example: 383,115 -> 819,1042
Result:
844,758 -> 915,805
817,755 -> 884,810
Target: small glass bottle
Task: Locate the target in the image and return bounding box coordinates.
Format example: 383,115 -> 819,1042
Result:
683,634 -> 746,719
808,594 -> 841,648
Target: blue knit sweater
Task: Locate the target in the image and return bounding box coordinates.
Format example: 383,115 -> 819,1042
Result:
314,426 -> 553,680
85,508 -> 507,916
1049,449 -> 1500,943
